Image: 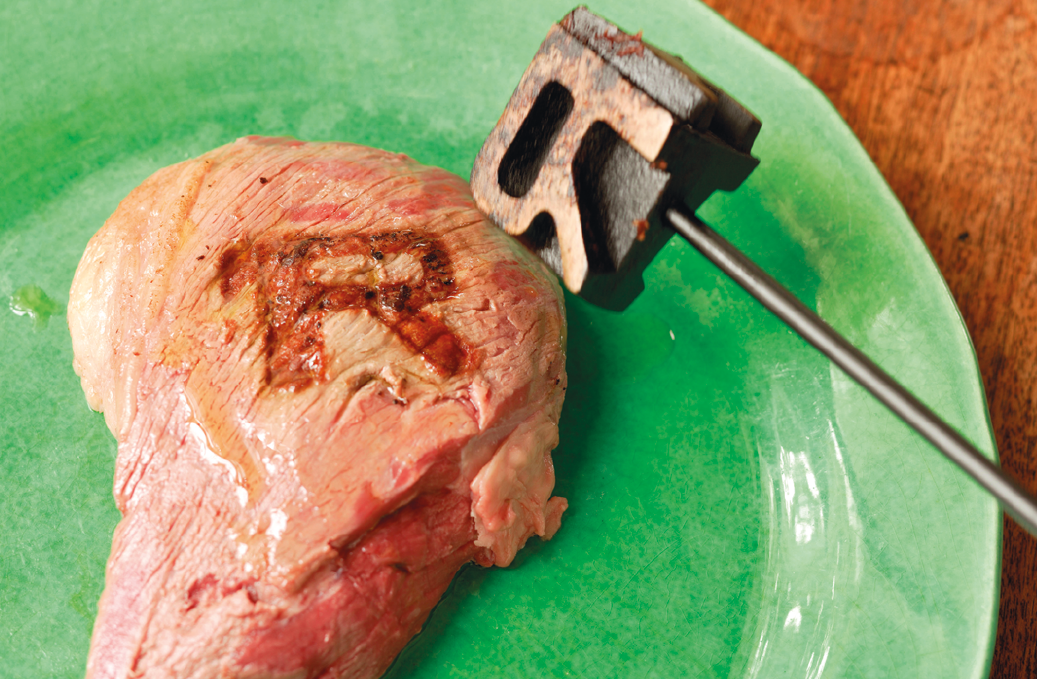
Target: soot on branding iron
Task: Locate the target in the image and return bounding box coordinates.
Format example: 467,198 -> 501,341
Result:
469,6 -> 1037,537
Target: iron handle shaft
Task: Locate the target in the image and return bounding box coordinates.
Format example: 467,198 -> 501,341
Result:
667,206 -> 1037,537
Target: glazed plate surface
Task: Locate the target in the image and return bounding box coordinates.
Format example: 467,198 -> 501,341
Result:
0,1 -> 999,677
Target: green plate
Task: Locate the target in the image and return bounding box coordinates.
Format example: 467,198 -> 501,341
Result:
0,1 -> 1000,677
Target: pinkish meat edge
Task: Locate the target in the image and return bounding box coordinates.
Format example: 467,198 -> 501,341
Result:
68,136 -> 568,678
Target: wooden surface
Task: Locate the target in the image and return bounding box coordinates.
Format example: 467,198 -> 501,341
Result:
697,0 -> 1037,675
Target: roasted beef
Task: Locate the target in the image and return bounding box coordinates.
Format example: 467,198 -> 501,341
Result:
68,136 -> 567,678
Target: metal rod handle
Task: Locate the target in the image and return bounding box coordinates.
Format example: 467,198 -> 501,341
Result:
667,206 -> 1037,537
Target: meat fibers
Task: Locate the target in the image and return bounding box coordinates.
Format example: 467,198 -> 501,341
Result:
68,136 -> 568,678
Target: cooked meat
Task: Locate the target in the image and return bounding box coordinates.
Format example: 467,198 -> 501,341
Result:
68,136 -> 567,679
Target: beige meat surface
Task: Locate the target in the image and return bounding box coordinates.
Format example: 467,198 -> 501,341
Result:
68,136 -> 567,678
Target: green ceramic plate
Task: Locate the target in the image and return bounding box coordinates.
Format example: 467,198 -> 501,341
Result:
0,0 -> 1000,677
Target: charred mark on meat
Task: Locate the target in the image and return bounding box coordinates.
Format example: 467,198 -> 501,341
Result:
218,231 -> 468,389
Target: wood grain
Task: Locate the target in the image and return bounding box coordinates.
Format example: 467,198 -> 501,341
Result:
698,0 -> 1037,675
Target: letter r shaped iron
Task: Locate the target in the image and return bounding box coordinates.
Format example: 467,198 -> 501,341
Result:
469,6 -> 1037,537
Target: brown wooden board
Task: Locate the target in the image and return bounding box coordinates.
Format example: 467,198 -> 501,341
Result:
699,0 -> 1037,675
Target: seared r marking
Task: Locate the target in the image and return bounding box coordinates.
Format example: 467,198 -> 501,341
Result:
219,230 -> 467,390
